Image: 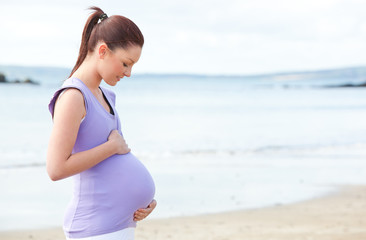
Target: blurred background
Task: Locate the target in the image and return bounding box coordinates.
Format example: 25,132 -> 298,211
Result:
1,0 -> 366,231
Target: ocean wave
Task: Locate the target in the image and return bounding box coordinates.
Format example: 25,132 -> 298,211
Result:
0,162 -> 45,169
172,142 -> 366,156
2,142 -> 365,169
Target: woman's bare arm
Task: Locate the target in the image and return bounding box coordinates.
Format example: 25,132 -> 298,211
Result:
46,88 -> 129,181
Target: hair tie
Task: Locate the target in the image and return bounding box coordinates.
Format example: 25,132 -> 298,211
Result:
99,13 -> 108,22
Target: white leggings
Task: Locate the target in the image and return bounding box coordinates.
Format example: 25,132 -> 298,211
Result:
66,228 -> 135,240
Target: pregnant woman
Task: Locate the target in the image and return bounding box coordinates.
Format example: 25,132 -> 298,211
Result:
47,6 -> 156,240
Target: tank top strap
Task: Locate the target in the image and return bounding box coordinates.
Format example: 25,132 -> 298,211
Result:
48,77 -> 92,118
100,86 -> 116,106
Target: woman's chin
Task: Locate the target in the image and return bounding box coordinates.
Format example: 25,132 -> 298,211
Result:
104,79 -> 118,86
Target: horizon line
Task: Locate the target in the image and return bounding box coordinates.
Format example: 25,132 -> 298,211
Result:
1,63 -> 366,78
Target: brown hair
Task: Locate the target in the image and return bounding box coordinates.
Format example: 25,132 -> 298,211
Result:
69,6 -> 144,77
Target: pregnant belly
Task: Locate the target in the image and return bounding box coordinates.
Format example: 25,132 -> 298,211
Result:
65,153 -> 155,236
78,152 -> 155,219
96,152 -> 155,208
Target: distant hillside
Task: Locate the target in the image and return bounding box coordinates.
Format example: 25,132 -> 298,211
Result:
0,65 -> 70,86
253,66 -> 366,81
0,65 -> 366,87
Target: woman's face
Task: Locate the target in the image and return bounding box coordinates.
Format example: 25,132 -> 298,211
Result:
99,44 -> 142,86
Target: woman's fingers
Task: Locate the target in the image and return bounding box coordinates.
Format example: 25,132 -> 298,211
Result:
133,211 -> 146,221
107,130 -> 131,155
134,209 -> 149,220
133,200 -> 157,221
148,199 -> 157,209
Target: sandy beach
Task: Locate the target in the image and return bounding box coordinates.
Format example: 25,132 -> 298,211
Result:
1,185 -> 365,240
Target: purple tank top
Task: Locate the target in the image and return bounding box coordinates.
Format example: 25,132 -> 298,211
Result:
48,78 -> 155,238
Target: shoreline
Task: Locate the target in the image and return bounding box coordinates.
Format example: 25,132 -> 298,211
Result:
1,185 -> 365,240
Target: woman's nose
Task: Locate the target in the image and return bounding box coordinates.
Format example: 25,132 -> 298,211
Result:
124,68 -> 131,77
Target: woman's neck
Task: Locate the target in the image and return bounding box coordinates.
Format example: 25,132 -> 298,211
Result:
72,56 -> 102,93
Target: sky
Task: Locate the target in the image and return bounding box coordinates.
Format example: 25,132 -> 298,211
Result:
1,0 -> 366,75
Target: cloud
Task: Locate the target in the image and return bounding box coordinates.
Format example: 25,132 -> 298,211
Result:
1,0 -> 366,74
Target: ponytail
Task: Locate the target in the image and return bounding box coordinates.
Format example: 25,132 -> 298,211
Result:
69,6 -> 144,78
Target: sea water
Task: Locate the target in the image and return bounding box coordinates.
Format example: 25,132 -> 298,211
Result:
0,71 -> 366,230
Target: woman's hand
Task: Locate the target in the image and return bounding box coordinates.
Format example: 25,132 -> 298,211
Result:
108,130 -> 131,155
134,199 -> 157,221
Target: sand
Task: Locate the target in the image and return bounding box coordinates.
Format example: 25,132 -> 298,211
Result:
1,185 -> 365,240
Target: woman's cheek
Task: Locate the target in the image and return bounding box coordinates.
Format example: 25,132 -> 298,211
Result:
114,62 -> 123,73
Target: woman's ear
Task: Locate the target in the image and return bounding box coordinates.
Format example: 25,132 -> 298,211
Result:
98,43 -> 108,59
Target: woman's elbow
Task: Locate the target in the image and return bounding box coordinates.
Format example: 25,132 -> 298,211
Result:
49,173 -> 62,181
46,160 -> 65,181
47,168 -> 62,181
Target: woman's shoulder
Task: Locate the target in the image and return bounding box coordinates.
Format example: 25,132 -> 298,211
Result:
48,78 -> 88,118
62,77 -> 88,91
